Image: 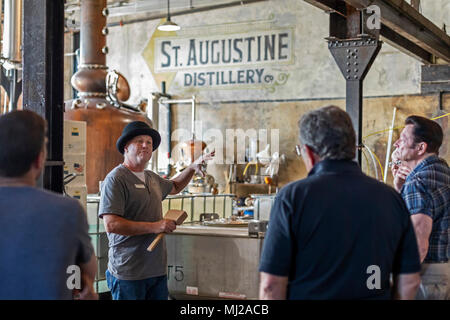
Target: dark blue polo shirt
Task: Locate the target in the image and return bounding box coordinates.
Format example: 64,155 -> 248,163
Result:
259,160 -> 421,300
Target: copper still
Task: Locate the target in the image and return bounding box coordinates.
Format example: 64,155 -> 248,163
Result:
65,0 -> 151,193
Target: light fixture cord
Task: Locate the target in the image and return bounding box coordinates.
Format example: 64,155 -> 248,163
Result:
167,0 -> 171,20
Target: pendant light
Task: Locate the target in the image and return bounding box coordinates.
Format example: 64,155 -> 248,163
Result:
158,0 -> 180,31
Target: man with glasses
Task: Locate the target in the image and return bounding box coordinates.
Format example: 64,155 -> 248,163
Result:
259,105 -> 421,300
391,115 -> 449,300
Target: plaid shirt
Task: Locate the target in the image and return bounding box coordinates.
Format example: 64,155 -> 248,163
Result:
401,155 -> 450,263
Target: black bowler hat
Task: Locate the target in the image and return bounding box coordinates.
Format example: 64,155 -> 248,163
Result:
116,121 -> 161,154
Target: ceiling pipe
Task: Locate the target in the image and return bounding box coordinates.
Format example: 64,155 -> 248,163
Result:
65,0 -> 268,30
2,0 -> 23,70
71,0 -> 108,97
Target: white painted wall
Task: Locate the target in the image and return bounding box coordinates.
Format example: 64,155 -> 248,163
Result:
106,0 -> 449,104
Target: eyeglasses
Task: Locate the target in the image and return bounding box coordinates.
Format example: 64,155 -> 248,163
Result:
295,144 -> 317,157
295,145 -> 302,157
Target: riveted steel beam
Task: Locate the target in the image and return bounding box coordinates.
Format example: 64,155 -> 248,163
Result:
328,38 -> 382,165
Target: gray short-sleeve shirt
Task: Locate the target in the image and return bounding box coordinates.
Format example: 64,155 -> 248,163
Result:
99,164 -> 173,280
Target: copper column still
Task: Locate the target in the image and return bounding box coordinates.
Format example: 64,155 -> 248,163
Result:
65,0 -> 152,194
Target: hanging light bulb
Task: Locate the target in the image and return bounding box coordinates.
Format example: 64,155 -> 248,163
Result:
158,0 -> 180,31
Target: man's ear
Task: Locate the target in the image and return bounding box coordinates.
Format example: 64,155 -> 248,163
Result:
417,142 -> 427,156
33,149 -> 46,172
124,141 -> 131,154
304,145 -> 319,166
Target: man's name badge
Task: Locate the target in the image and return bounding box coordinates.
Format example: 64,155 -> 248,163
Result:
135,184 -> 145,189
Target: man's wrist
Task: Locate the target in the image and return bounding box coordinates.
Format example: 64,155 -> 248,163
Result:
186,163 -> 197,173
147,221 -> 159,234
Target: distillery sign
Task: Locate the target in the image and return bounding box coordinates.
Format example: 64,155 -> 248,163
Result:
154,28 -> 294,88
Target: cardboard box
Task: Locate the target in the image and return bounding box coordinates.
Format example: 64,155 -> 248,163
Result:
63,153 -> 86,186
64,120 -> 86,154
65,185 -> 87,213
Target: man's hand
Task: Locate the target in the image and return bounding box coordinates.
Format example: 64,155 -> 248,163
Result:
390,149 -> 403,177
156,219 -> 176,234
393,165 -> 412,192
392,273 -> 420,300
169,150 -> 216,194
74,255 -> 98,300
190,150 -> 215,177
259,272 -> 288,299
73,276 -> 98,300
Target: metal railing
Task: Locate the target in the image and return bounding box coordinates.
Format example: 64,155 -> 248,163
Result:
164,193 -> 235,222
86,195 -> 108,294
86,193 -> 236,293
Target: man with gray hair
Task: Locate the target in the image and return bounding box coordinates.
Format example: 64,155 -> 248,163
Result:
259,105 -> 421,300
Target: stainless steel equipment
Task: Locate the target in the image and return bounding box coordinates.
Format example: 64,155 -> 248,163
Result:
2,0 -> 22,69
166,224 -> 264,300
0,0 -> 23,113
199,213 -> 220,222
248,220 -> 268,238
86,195 -> 109,293
86,191 -> 269,298
251,194 -> 275,220
163,193 -> 234,222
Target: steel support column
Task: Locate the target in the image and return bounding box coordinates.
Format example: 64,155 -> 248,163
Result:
325,1 -> 382,166
22,0 -> 65,193
346,80 -> 363,164
329,38 -> 381,165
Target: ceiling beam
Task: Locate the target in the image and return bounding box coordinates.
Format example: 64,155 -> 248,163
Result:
304,0 -> 445,64
343,0 -> 450,62
380,24 -> 432,64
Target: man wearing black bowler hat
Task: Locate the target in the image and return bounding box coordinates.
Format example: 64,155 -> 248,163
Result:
99,121 -> 214,300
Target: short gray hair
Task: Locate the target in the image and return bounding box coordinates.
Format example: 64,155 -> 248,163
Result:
298,105 -> 356,160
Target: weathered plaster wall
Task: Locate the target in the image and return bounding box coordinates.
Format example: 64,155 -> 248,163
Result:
106,0 -> 450,102
168,93 -> 449,190
99,0 -> 449,190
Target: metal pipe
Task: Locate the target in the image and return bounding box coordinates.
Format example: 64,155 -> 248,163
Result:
0,0 -> 2,55
159,98 -> 195,104
383,107 -> 397,183
66,0 -> 268,30
71,0 -> 108,95
80,0 -> 107,66
2,0 -> 23,69
168,97 -> 172,159
191,95 -> 196,140
7,69 -> 17,112
3,91 -> 8,113
363,143 -> 379,180
152,94 -> 161,173
159,96 -> 197,139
